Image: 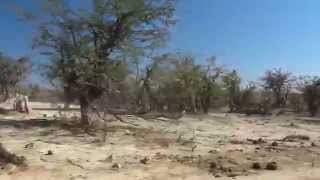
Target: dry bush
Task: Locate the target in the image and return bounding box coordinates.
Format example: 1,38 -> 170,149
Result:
261,68 -> 294,108
288,94 -> 304,113
303,84 -> 320,116
232,84 -> 272,115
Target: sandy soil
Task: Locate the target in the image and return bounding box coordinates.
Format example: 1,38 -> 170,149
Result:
1,103 -> 320,179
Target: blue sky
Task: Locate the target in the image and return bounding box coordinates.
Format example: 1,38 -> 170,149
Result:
1,0 -> 320,83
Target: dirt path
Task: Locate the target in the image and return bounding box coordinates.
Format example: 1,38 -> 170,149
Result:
0,108 -> 320,179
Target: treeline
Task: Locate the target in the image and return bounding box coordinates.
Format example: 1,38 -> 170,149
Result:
94,55 -> 320,117
2,0 -> 320,125
3,49 -> 320,118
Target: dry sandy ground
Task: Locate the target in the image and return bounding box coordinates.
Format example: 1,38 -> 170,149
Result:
1,103 -> 320,179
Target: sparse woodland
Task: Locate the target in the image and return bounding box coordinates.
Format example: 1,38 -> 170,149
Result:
3,1 -> 320,179
0,0 -> 320,123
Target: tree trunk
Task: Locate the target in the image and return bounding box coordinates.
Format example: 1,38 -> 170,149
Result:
190,94 -> 197,113
79,97 -> 90,125
201,97 -> 210,114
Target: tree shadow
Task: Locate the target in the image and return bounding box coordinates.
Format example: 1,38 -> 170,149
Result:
0,119 -> 60,129
0,118 -> 88,137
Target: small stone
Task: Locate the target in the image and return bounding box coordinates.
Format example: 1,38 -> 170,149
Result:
140,157 -> 150,164
124,130 -> 131,135
311,142 -> 317,147
271,141 -> 278,146
208,150 -> 218,154
45,150 -> 53,155
220,166 -> 232,173
209,161 -> 217,169
249,138 -> 266,145
24,143 -> 34,149
227,172 -> 240,177
265,162 -> 278,170
106,155 -> 113,162
228,159 -> 239,165
111,163 -> 121,169
252,162 -> 261,169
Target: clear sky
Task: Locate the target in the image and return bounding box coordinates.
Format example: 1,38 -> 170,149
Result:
1,0 -> 320,83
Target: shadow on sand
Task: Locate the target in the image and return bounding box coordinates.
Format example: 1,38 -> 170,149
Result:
0,119 -> 60,129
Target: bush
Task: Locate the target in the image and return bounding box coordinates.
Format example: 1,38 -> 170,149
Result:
288,94 -> 304,113
303,84 -> 320,116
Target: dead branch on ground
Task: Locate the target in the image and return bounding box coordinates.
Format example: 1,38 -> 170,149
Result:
66,158 -> 85,169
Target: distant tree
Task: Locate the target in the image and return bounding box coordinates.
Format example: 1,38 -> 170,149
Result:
22,0 -> 176,125
223,70 -> 241,112
199,57 -> 224,113
0,54 -> 30,101
137,54 -> 203,113
304,85 -> 319,116
174,56 -> 202,112
301,77 -> 320,116
137,54 -> 224,113
240,82 -> 258,108
261,68 -> 294,108
27,84 -> 40,100
138,59 -> 161,112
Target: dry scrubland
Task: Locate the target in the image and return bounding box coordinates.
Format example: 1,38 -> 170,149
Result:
2,1 -> 319,179
0,103 -> 319,179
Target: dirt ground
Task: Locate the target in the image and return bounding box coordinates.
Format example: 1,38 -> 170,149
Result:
1,103 -> 320,179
